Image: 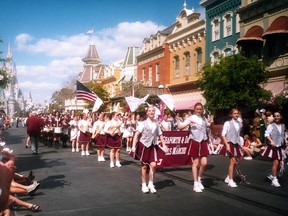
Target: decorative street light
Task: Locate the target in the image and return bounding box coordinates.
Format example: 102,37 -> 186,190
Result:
158,84 -> 164,95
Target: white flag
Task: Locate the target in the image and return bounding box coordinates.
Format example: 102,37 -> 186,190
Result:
92,97 -> 103,112
86,28 -> 94,35
125,94 -> 149,112
140,94 -> 149,104
158,94 -> 174,111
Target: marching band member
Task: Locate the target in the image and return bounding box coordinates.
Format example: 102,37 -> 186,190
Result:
92,113 -> 106,162
46,113 -> 54,147
177,102 -> 210,193
131,106 -> 168,194
220,108 -> 243,188
104,112 -> 123,168
69,115 -> 79,153
52,111 -> 62,148
61,116 -> 69,148
122,113 -> 134,152
78,112 -> 92,156
262,111 -> 287,187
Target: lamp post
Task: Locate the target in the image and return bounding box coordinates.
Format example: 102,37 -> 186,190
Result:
158,84 -> 164,95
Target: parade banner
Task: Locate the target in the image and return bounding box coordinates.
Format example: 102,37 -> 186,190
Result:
157,131 -> 191,168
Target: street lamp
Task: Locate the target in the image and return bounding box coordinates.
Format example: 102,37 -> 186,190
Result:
158,84 -> 164,95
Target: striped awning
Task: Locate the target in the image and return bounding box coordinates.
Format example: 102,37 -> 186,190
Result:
237,26 -> 264,44
262,16 -> 288,38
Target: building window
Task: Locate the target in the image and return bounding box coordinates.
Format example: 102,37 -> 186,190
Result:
235,13 -> 240,33
174,55 -> 180,78
184,52 -> 190,76
211,17 -> 220,41
142,67 -> 146,81
156,63 -> 160,82
265,34 -> 288,58
224,48 -> 232,56
196,48 -> 203,72
223,12 -> 233,38
210,50 -> 221,64
148,66 -> 152,86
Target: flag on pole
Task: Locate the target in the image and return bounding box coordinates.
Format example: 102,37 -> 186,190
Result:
125,94 -> 149,112
92,97 -> 104,112
158,94 -> 174,111
86,28 -> 94,35
76,80 -> 98,102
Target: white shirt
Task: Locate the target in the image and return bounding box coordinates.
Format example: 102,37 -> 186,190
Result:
222,119 -> 241,137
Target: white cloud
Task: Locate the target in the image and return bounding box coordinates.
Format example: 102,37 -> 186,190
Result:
14,21 -> 166,103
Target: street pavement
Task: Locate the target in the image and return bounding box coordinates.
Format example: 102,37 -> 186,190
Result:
3,126 -> 288,216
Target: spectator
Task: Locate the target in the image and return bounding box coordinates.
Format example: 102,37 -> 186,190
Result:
1,151 -> 40,213
250,133 -> 263,154
241,134 -> 253,160
266,111 -> 274,125
211,132 -> 224,154
0,163 -> 13,212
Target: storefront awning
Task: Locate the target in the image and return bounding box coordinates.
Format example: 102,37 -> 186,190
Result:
237,26 -> 264,44
262,80 -> 286,96
173,100 -> 201,110
262,16 -> 288,38
171,91 -> 206,110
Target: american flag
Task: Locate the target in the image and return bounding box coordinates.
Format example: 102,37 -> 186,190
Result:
76,80 -> 98,102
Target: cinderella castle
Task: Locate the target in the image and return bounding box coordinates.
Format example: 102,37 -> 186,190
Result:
0,43 -> 33,118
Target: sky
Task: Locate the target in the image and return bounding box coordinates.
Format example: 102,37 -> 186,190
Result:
0,0 -> 204,104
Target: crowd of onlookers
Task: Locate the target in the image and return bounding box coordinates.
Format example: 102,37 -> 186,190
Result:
0,127 -> 41,215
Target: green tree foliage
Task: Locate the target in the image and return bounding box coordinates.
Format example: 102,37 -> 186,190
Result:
50,87 -> 75,110
0,37 -> 10,89
0,69 -> 9,89
121,80 -> 146,98
86,82 -> 110,111
197,54 -> 272,110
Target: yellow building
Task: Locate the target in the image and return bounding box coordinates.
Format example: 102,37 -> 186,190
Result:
166,4 -> 206,110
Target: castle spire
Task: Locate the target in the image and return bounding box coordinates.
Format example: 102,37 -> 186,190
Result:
7,42 -> 12,60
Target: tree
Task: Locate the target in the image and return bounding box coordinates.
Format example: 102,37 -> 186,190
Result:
50,87 -> 75,110
0,37 -> 9,89
121,80 -> 147,98
197,54 -> 272,110
86,82 -> 110,111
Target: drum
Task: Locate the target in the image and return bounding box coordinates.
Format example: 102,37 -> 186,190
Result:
54,127 -> 62,134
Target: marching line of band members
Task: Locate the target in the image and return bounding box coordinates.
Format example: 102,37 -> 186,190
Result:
37,106 -> 287,194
